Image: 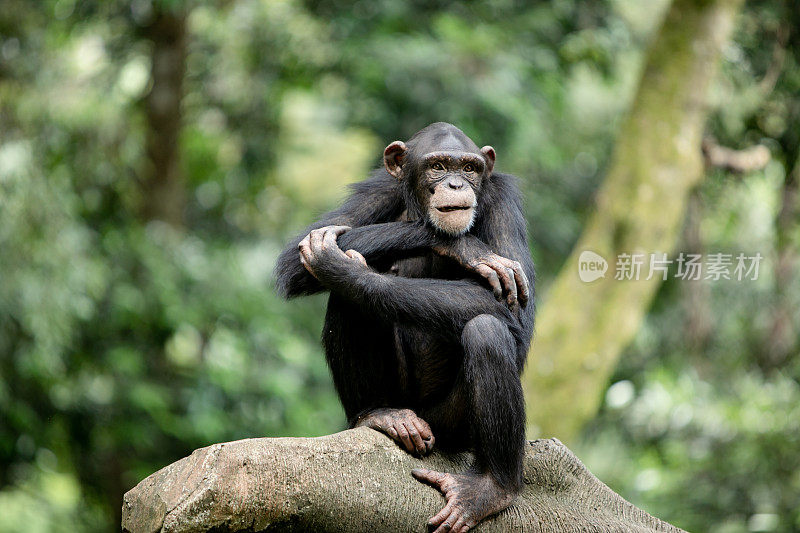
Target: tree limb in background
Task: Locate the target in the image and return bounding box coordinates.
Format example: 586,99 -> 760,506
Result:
140,4 -> 187,227
523,0 -> 746,442
702,137 -> 771,173
122,428 -> 683,533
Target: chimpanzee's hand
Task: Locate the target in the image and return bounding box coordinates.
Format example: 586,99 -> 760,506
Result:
434,238 -> 529,311
468,253 -> 529,311
298,225 -> 367,280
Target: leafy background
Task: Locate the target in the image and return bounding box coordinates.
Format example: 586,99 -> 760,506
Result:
1,0 -> 799,531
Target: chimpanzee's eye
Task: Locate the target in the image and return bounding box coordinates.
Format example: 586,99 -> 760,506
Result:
432,162 -> 445,171
463,163 -> 474,173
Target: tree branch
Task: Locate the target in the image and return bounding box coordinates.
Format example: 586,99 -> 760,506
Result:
702,137 -> 771,173
122,428 -> 683,532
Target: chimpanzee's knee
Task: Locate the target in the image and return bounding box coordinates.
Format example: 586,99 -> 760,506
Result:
461,314 -> 516,374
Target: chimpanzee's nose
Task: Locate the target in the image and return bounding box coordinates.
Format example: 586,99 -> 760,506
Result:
447,178 -> 465,190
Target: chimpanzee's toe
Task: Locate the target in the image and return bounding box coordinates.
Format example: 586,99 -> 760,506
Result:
356,408 -> 435,455
412,469 -> 516,533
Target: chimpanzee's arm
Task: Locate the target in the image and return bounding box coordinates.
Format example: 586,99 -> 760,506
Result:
300,230 -> 525,346
275,173 -> 527,302
336,221 -> 436,267
275,172 -> 404,298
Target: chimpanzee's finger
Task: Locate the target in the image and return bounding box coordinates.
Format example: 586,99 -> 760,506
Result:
502,258 -> 529,307
298,235 -> 311,257
298,239 -> 314,265
298,247 -> 311,266
298,234 -> 310,251
321,228 -> 335,250
409,417 -> 434,454
490,259 -> 517,307
394,423 -> 414,453
474,264 -> 502,300
299,255 -> 316,277
309,228 -> 325,253
411,416 -> 433,442
514,270 -> 529,307
411,468 -> 447,487
404,422 -> 426,455
505,267 -> 518,310
322,227 -> 346,254
423,434 -> 435,454
428,501 -> 458,531
345,249 -> 368,267
328,225 -> 351,236
449,516 -> 469,533
323,226 -> 350,250
432,515 -> 457,533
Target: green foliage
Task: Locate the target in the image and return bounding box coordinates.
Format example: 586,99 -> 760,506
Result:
0,0 -> 798,531
585,166 -> 800,532
0,142 -> 342,529
582,4 -> 800,531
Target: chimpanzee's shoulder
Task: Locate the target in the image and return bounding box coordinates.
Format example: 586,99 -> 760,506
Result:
349,168 -> 399,195
491,172 -> 521,189
487,172 -> 524,204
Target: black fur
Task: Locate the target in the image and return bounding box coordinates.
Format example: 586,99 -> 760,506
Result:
274,123 -> 535,492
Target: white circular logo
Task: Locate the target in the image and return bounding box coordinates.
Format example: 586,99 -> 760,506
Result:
578,251 -> 607,283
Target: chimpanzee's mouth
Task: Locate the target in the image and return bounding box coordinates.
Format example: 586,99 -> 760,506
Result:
436,205 -> 472,213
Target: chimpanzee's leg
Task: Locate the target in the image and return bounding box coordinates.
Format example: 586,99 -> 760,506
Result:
322,293 -> 398,423
413,314 -> 525,533
323,294 -> 435,455
462,314 -> 525,488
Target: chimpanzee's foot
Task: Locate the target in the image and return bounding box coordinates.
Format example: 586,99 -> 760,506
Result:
355,408 -> 434,455
411,469 -> 516,533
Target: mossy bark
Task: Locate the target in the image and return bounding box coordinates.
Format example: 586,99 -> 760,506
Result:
523,0 -> 745,442
122,428 -> 683,532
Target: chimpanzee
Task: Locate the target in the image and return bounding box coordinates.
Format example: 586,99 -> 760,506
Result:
275,122 -> 535,533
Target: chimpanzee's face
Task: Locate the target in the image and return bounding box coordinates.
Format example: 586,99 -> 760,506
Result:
420,151 -> 484,235
383,123 -> 496,236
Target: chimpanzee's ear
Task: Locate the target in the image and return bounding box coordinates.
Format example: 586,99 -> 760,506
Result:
383,141 -> 407,179
481,146 -> 496,176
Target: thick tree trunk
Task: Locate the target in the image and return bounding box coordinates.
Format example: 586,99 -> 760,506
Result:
122,428 -> 683,533
523,0 -> 745,442
140,6 -> 187,227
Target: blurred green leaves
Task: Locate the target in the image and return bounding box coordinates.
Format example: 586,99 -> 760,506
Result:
1,0 -> 799,531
